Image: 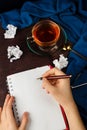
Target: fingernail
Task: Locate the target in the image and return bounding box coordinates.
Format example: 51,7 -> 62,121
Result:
42,86 -> 45,89
47,91 -> 50,94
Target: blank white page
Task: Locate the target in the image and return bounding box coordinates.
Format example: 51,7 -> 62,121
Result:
7,65 -> 66,130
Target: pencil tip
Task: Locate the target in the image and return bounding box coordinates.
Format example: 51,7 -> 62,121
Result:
37,77 -> 42,80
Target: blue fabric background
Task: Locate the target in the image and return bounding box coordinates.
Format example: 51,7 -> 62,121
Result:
0,0 -> 87,127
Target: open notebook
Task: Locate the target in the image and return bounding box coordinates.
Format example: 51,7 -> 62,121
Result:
7,65 -> 66,130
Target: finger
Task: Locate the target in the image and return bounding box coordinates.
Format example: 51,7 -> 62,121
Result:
49,79 -> 57,85
42,78 -> 54,94
42,68 -> 55,77
1,95 -> 10,120
19,112 -> 29,130
0,107 -> 2,122
0,107 -> 2,114
42,67 -> 65,77
5,96 -> 18,127
3,94 -> 10,110
7,96 -> 14,108
6,96 -> 15,120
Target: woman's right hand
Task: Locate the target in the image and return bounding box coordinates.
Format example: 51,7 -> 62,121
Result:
42,67 -> 74,107
42,67 -> 86,130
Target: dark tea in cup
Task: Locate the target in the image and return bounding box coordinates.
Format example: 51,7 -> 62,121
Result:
27,20 -> 67,59
32,20 -> 60,47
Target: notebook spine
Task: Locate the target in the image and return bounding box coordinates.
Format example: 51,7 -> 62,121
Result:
7,77 -> 20,125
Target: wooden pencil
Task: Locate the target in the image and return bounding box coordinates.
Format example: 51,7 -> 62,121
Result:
37,75 -> 72,80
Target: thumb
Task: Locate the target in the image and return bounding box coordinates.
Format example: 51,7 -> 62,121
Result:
19,112 -> 29,130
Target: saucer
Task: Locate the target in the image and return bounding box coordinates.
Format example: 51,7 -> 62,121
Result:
26,26 -> 68,56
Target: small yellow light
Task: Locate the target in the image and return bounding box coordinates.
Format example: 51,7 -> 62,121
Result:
63,47 -> 67,50
67,45 -> 71,50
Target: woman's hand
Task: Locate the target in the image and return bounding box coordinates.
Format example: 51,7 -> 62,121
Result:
0,94 -> 29,130
42,67 -> 74,107
42,67 -> 86,130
